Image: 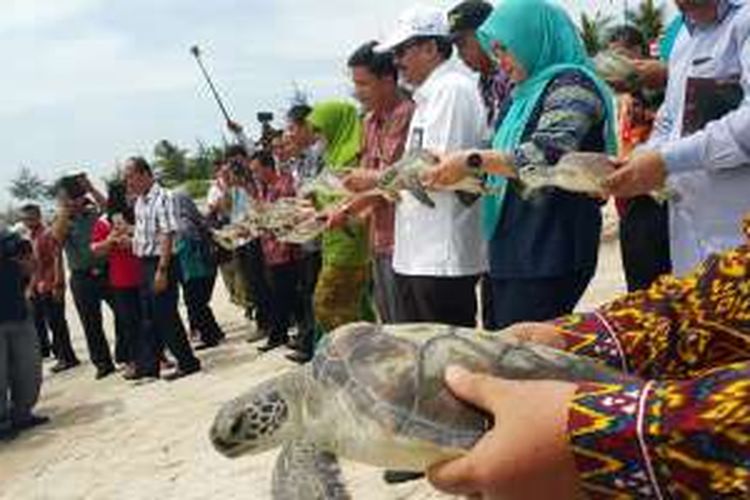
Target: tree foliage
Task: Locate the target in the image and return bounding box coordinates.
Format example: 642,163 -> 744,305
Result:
627,0 -> 665,44
580,11 -> 614,56
9,167 -> 53,202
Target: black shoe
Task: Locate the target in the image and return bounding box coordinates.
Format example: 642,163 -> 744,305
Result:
286,336 -> 302,351
258,338 -> 288,353
51,359 -> 80,373
162,365 -> 201,382
95,365 -> 116,380
0,427 -> 18,442
13,414 -> 50,431
194,341 -> 220,351
285,351 -> 313,364
383,470 -> 425,484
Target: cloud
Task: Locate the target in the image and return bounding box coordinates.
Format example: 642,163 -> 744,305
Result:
0,0 -> 103,33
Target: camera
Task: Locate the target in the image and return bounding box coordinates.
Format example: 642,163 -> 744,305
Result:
0,230 -> 31,262
256,111 -> 278,153
257,112 -> 274,124
229,159 -> 248,179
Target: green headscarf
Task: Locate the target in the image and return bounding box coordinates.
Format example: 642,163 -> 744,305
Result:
476,0 -> 618,238
307,101 -> 362,170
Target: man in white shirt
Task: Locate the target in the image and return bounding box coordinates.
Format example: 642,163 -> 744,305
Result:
376,4 -> 488,328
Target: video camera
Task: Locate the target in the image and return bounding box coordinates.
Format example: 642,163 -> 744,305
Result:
256,111 -> 279,154
56,173 -> 87,200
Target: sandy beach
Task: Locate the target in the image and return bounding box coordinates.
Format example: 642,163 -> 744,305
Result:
0,233 -> 624,500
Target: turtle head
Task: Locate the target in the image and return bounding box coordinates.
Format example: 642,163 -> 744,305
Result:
210,373 -> 302,458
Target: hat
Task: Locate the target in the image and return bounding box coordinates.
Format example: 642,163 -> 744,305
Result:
448,0 -> 493,34
375,5 -> 450,53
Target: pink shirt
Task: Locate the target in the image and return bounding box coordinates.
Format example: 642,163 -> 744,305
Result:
91,219 -> 142,289
361,97 -> 415,256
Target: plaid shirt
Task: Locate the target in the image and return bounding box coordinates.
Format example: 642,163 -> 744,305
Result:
133,183 -> 178,257
361,97 -> 415,255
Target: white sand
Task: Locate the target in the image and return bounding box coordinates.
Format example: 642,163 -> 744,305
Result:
0,238 -> 624,500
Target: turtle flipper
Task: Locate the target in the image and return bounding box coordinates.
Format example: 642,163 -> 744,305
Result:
272,440 -> 350,500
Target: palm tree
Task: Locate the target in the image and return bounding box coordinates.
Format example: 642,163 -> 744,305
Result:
580,11 -> 614,56
627,0 -> 665,44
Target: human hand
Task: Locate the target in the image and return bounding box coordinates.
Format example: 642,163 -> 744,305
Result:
421,151 -> 471,189
342,169 -> 379,192
78,174 -> 94,193
501,322 -> 567,350
603,151 -> 667,198
326,207 -> 350,230
631,59 -> 668,89
154,267 -> 169,294
427,367 -> 581,500
227,120 -> 243,134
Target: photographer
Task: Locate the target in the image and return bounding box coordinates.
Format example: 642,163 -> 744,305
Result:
224,145 -> 274,343
52,173 -> 117,380
0,229 -> 48,441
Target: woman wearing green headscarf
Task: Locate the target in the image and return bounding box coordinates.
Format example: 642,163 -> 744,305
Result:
305,101 -> 374,334
425,0 -> 617,328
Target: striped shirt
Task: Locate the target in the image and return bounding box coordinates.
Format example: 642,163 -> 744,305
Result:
133,183 -> 178,257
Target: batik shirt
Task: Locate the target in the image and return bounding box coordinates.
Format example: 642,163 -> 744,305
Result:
554,213 -> 750,498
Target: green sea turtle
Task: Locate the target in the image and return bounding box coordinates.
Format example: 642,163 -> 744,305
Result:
210,322 -> 629,499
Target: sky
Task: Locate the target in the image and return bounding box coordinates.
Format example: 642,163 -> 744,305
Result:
0,0 -> 671,204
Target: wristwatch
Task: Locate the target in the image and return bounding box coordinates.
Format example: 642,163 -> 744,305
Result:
466,152 -> 483,172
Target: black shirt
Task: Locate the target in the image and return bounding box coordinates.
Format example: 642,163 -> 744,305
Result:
0,249 -> 29,324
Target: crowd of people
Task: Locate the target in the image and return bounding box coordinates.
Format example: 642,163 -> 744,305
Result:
1,0 -> 748,497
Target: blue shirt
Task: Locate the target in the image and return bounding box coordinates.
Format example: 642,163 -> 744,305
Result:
646,0 -> 750,275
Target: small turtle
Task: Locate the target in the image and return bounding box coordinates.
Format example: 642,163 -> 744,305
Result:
517,152 -> 676,202
210,322 -> 629,499
369,150 -> 490,208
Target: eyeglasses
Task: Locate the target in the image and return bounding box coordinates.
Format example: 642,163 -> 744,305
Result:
394,38 -> 426,58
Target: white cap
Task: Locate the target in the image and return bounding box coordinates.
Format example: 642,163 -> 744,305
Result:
375,5 -> 449,53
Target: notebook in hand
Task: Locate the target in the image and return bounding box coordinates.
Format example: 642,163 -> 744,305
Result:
683,75 -> 744,136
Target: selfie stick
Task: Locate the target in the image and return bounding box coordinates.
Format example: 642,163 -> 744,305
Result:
190,45 -> 233,123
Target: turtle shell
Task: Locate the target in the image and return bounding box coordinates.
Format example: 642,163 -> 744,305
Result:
311,322 -> 624,451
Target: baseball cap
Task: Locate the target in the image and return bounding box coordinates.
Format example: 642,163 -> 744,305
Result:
375,5 -> 450,53
448,0 -> 493,34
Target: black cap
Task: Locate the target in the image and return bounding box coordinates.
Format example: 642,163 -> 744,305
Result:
448,0 -> 493,34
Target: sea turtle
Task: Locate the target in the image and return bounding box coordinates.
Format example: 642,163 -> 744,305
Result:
516,152 -> 676,203
365,150 -> 491,208
593,49 -> 640,89
210,322 -> 630,499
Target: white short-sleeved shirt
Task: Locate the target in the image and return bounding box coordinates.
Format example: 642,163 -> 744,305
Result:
393,62 -> 489,277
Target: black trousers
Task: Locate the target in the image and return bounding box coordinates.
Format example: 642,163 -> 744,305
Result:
480,274 -> 499,331
293,251 -> 321,355
237,241 -> 273,332
111,288 -> 144,366
491,269 -> 595,329
69,271 -> 115,370
31,294 -> 78,364
267,262 -> 299,344
620,197 -> 672,293
140,259 -> 200,374
394,274 -> 479,328
182,271 -> 224,345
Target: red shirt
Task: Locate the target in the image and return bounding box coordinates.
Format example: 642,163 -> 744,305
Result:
361,97 -> 415,255
91,219 -> 142,289
257,171 -> 300,267
30,226 -> 62,295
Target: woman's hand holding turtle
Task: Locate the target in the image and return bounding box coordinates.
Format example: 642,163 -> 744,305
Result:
427,366 -> 581,500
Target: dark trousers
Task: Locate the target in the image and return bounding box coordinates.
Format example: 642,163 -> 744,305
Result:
182,271 -> 224,345
237,241 -> 273,332
267,262 -> 299,343
69,271 -> 115,371
111,288 -> 144,367
480,274 -> 499,331
31,294 -> 78,364
293,251 -> 322,356
491,269 -> 595,329
620,197 -> 672,293
394,274 -> 479,328
141,259 -> 200,374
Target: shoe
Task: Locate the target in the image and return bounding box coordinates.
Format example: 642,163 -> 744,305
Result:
162,365 -> 201,382
0,427 -> 18,442
258,338 -> 288,353
286,336 -> 302,351
123,371 -> 159,382
383,470 -> 425,484
160,358 -> 176,371
246,328 -> 269,343
50,359 -> 80,373
194,341 -> 220,351
95,365 -> 115,380
285,351 -> 313,364
13,414 -> 50,431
